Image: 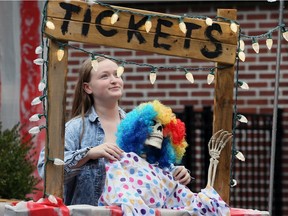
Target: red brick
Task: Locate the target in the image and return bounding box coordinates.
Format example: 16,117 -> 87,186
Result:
126,92 -> 144,97
191,92 -> 211,97
247,14 -> 267,20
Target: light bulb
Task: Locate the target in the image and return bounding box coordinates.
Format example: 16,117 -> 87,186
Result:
237,114 -> 248,123
207,71 -> 215,85
252,38 -> 259,53
53,158 -> 65,166
35,46 -> 43,54
111,12 -> 119,25
238,50 -> 246,62
185,71 -> 194,83
29,114 -> 43,122
48,195 -> 58,204
238,81 -> 249,90
33,58 -> 44,66
179,19 -> 187,34
230,21 -> 238,33
235,151 -> 245,161
91,56 -> 98,72
46,21 -> 55,30
239,39 -> 245,51
205,17 -> 213,26
36,198 -> 44,203
145,17 -> 152,33
149,70 -> 157,84
230,179 -> 237,187
38,80 -> 46,92
29,126 -> 45,135
31,96 -> 44,106
266,34 -> 273,50
57,47 -> 64,61
117,65 -> 124,77
87,0 -> 94,5
282,30 -> 288,41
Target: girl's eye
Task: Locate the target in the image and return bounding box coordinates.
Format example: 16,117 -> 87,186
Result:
100,74 -> 108,79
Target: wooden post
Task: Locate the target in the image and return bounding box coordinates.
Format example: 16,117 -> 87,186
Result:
44,39 -> 68,197
213,9 -> 237,204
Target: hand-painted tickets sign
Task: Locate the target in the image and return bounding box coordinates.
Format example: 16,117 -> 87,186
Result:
45,1 -> 238,64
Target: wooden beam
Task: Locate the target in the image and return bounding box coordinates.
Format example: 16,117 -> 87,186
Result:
212,9 -> 237,204
44,0 -> 238,64
44,40 -> 68,198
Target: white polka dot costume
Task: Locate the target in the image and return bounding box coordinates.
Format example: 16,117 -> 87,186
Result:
98,152 -> 230,216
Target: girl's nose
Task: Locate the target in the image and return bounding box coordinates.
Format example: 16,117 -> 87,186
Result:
110,76 -> 117,83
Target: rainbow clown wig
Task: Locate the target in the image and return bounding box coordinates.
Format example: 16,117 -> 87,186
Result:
116,100 -> 188,168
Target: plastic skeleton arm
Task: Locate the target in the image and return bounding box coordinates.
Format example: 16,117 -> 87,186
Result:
207,129 -> 233,187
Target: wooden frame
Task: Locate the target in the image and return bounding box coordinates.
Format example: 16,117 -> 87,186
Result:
44,0 -> 238,204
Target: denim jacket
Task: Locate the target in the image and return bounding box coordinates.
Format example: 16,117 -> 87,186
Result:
37,106 -> 126,206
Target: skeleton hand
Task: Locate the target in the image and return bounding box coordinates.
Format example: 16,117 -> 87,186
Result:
207,129 -> 233,187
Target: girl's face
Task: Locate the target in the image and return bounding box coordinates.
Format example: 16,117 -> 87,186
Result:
83,59 -> 123,102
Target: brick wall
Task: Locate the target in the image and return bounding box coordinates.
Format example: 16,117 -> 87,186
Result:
65,1 -> 288,214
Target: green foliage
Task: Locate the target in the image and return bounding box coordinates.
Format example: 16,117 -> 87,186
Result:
0,122 -> 39,200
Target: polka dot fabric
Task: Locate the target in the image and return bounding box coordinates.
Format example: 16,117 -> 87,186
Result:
98,152 -> 230,216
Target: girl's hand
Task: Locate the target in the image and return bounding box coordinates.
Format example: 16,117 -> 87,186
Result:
173,165 -> 191,185
87,143 -> 123,161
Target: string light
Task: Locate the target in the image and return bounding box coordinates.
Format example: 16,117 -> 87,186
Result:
238,50 -> 246,62
28,125 -> 46,135
235,150 -> 245,162
252,37 -> 259,53
238,81 -> 249,90
48,194 -> 58,204
145,16 -> 152,33
53,158 -> 65,166
178,17 -> 187,34
57,46 -> 64,61
38,79 -> 46,92
207,69 -> 215,85
266,34 -> 273,50
230,179 -> 237,187
184,69 -> 194,83
205,17 -> 213,26
111,11 -> 119,25
46,20 -> 55,30
87,0 -> 94,5
29,114 -> 45,122
117,63 -> 125,77
281,27 -> 288,41
35,46 -> 43,54
239,39 -> 245,51
33,58 -> 45,66
149,68 -> 157,84
237,114 -> 248,123
31,95 -> 46,106
230,21 -> 238,33
91,55 -> 99,71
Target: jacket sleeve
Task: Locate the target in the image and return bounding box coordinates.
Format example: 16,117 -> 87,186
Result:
63,123 -> 91,184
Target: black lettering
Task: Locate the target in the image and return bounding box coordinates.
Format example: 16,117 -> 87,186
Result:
201,23 -> 223,58
154,19 -> 172,50
82,7 -> 91,36
95,10 -> 118,37
183,23 -> 202,49
127,15 -> 147,44
59,2 -> 81,35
